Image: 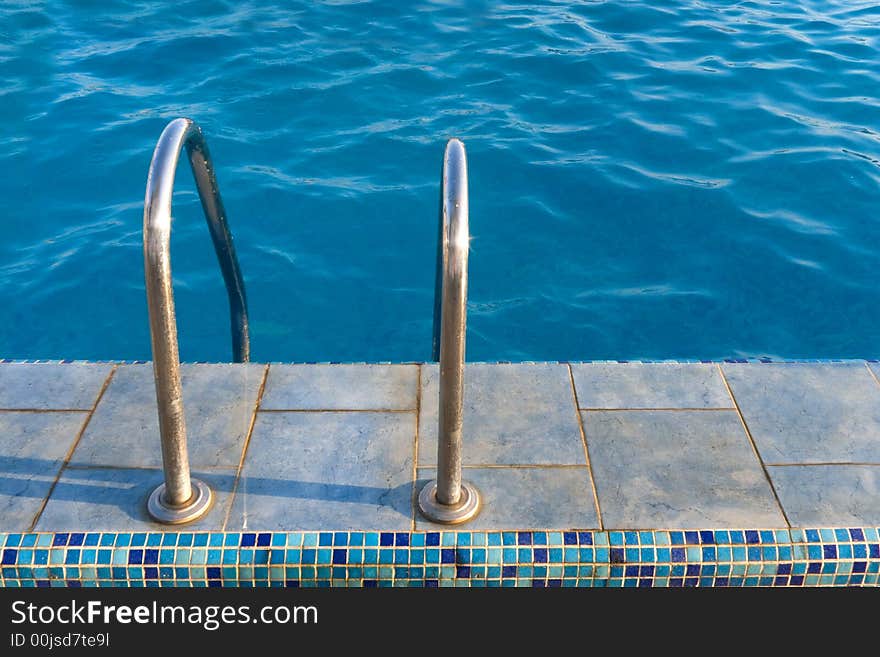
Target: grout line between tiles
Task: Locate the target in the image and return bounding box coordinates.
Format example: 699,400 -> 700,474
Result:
28,365 -> 118,531
717,363 -> 791,528
62,464 -> 238,471
258,408 -> 416,413
764,462 -> 880,467
568,364 -> 603,530
579,407 -> 736,412
865,362 -> 880,389
221,364 -> 270,532
410,364 -> 422,531
0,408 -> 96,413
417,464 -> 592,470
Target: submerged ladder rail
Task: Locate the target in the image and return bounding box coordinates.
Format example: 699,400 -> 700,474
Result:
419,138 -> 481,524
142,117 -> 250,523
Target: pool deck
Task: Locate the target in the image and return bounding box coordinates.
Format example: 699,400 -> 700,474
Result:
1,360 -> 878,587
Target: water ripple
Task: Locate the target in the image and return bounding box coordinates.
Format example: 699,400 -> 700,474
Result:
1,0 -> 878,361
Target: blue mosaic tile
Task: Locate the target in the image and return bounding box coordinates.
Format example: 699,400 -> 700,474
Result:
0,528 -> 876,588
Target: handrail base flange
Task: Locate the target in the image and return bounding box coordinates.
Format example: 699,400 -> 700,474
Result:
147,478 -> 213,524
418,479 -> 480,525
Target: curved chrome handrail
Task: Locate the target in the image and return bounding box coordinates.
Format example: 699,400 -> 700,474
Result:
419,138 -> 480,524
142,117 -> 249,523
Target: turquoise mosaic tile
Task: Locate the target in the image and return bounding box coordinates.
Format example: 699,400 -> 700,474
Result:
0,527 -> 877,587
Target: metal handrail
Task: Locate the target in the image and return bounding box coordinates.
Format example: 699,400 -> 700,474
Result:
142,117 -> 250,524
418,138 -> 480,524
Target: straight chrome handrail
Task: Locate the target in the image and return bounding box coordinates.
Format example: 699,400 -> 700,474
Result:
418,138 -> 480,524
143,117 -> 250,524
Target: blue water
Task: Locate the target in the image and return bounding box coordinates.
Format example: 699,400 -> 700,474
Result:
2,1 -> 879,362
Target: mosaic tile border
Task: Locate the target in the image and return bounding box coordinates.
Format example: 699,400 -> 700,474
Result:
2,358 -> 877,366
0,528 -> 877,588
0,359 -> 147,365
0,359 -> 425,366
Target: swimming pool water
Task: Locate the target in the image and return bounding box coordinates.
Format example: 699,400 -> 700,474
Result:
2,1 -> 878,362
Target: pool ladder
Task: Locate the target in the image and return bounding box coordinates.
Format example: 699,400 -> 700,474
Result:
142,118 -> 248,523
142,118 -> 480,524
